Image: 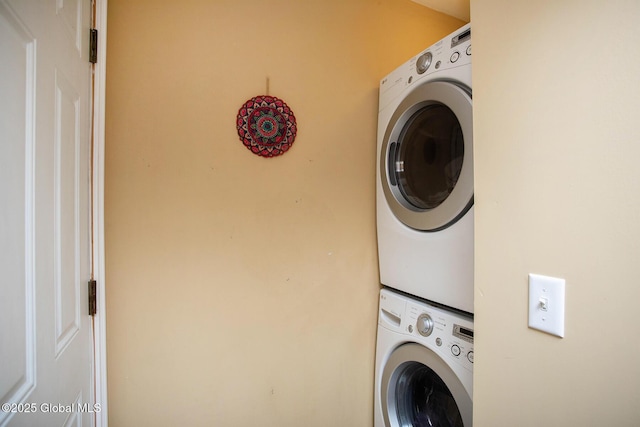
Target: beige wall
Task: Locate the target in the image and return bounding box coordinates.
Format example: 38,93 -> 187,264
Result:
473,1 -> 640,425
104,1 -> 463,425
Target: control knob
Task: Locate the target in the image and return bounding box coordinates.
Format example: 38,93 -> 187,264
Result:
417,313 -> 434,337
416,52 -> 432,74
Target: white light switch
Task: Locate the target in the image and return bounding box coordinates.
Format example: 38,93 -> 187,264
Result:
528,274 -> 565,338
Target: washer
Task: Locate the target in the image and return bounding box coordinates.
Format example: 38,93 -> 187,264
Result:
376,24 -> 473,313
374,288 -> 473,427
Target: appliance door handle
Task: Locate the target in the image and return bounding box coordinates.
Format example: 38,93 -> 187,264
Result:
388,142 -> 398,187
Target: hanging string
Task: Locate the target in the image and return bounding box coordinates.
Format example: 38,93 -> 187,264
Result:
266,76 -> 270,96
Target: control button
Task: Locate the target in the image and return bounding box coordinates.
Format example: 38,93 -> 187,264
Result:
467,351 -> 474,363
407,75 -> 413,84
435,338 -> 442,347
408,324 -> 413,333
450,51 -> 460,63
435,60 -> 441,69
466,45 -> 472,56
451,345 -> 461,356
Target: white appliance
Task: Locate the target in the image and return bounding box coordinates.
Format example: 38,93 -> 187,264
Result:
376,24 -> 473,313
374,288 -> 473,427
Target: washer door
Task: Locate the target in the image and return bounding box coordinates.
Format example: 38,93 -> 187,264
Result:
381,343 -> 472,427
380,80 -> 473,231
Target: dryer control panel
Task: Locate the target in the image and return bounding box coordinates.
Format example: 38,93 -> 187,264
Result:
410,24 -> 471,82
378,23 -> 471,112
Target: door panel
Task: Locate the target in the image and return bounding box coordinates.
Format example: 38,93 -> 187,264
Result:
54,68 -> 84,358
0,0 -> 94,425
0,1 -> 37,417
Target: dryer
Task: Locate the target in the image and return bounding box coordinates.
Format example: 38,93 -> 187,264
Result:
376,24 -> 473,313
374,288 -> 473,427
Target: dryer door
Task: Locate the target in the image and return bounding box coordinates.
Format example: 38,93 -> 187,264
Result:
381,343 -> 472,427
380,80 -> 473,231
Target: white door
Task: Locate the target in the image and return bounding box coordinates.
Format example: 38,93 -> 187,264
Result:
0,0 -> 95,425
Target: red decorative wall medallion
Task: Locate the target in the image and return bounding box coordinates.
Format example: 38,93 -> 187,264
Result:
236,95 -> 297,158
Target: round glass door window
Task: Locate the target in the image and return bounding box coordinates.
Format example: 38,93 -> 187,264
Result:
395,104 -> 464,210
380,80 -> 473,231
394,361 -> 463,427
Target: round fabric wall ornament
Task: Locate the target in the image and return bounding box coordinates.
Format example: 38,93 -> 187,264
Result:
236,95 -> 297,158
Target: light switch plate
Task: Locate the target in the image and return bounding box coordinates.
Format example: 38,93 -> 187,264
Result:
528,274 -> 565,337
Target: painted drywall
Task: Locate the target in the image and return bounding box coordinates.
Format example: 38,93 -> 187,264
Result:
410,0 -> 469,21
473,1 -> 640,425
104,1 -> 463,425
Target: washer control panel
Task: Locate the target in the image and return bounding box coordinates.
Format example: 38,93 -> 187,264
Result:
410,310 -> 473,371
379,289 -> 474,372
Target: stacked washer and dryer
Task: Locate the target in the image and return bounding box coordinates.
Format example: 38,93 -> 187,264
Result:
374,24 -> 474,427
